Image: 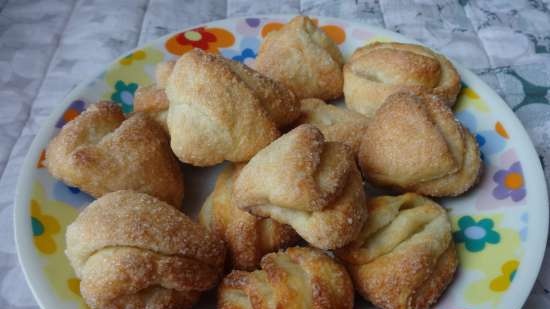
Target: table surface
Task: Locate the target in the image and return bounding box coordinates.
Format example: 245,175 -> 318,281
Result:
1,0 -> 549,308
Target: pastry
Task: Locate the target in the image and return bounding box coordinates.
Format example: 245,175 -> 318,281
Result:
344,42 -> 461,117
165,49 -> 300,166
335,193 -> 457,309
255,16 -> 344,101
133,61 -> 175,130
218,246 -> 354,309
199,164 -> 300,271
65,190 -> 226,309
45,101 -> 184,207
297,98 -> 369,154
358,92 -> 481,197
233,124 -> 367,249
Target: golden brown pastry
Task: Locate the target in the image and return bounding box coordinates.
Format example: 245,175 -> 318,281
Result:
65,190 -> 226,309
199,163 -> 300,271
133,61 -> 175,130
344,42 -> 461,117
297,98 -> 369,154
335,193 -> 457,309
358,92 -> 481,197
165,49 -> 300,166
233,124 -> 367,249
255,16 -> 344,101
45,101 -> 184,207
218,246 -> 354,309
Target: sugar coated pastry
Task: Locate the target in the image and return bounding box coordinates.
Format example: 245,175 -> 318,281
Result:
165,49 -> 300,166
218,246 -> 354,309
45,101 -> 184,207
134,61 -> 175,130
358,92 -> 481,197
298,98 -> 369,154
255,16 -> 344,101
344,42 -> 461,117
233,124 -> 367,249
199,163 -> 300,271
335,193 -> 457,309
65,190 -> 226,309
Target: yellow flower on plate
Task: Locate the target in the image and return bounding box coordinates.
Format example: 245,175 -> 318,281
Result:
490,260 -> 520,292
31,199 -> 60,254
455,87 -> 490,113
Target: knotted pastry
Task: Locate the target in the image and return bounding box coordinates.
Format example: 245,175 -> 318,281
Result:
65,190 -> 226,309
255,16 -> 344,101
344,42 -> 461,117
297,98 -> 369,154
219,246 -> 354,309
134,61 -> 175,130
358,92 -> 481,197
233,124 -> 367,249
166,49 -> 300,166
199,163 -> 300,271
335,193 -> 457,309
45,101 -> 184,207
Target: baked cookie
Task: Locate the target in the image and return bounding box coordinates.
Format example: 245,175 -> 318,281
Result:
199,163 -> 300,271
297,98 -> 369,154
358,92 -> 481,197
233,124 -> 367,249
45,101 -> 184,207
166,49 -> 300,166
255,16 -> 344,100
344,42 -> 461,117
219,246 -> 354,309
65,190 -> 226,309
335,193 -> 457,309
133,61 -> 175,130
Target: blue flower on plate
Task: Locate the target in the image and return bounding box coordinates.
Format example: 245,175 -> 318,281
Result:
52,181 -> 94,208
455,110 -> 507,162
221,37 -> 260,66
111,80 -> 138,113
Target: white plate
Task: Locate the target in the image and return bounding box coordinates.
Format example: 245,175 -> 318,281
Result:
14,15 -> 548,309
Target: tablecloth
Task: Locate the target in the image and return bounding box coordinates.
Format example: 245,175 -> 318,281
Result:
0,0 -> 549,308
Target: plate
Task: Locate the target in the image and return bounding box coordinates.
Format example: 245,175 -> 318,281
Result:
14,15 -> 548,309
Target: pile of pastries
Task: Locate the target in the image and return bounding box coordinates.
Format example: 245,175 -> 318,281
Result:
45,16 -> 482,309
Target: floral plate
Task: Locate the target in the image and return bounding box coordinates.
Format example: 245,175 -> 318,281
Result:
14,15 -> 548,309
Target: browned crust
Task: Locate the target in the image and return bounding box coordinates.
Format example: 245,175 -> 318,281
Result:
218,247 -> 354,309
297,98 -> 369,154
344,42 -> 461,117
255,16 -> 344,101
233,125 -> 367,249
199,164 -> 300,271
165,49 -> 299,166
358,92 -> 481,197
44,101 -> 184,207
66,190 -> 226,309
335,193 -> 458,309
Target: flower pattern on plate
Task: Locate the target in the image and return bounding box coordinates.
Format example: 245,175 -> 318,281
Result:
454,216 -> 501,252
492,162 -> 526,202
165,27 -> 235,55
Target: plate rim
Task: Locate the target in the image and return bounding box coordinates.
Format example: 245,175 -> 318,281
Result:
13,14 -> 549,309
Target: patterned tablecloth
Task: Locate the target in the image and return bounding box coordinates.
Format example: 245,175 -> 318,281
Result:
0,0 -> 549,308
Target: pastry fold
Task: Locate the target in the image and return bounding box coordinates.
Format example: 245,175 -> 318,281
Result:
218,247 -> 354,309
335,193 -> 458,309
166,49 -> 299,166
65,190 -> 226,309
344,42 -> 461,117
45,102 -> 184,207
358,92 -> 481,197
233,124 -> 367,249
297,98 -> 369,154
199,164 -> 300,271
255,16 -> 344,101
